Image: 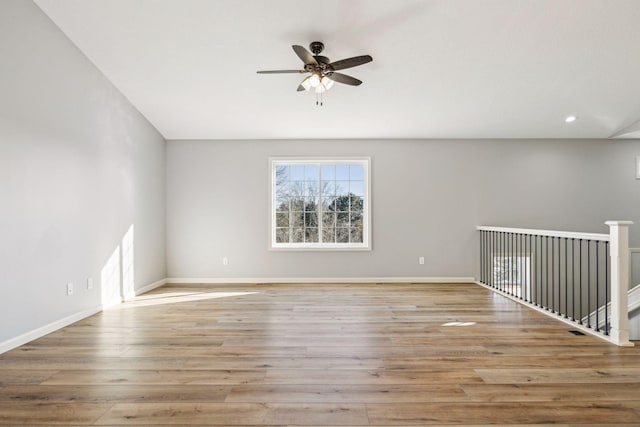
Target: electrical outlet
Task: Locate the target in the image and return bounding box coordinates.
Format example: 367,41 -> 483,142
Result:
222,256 -> 229,266
66,282 -> 74,296
87,277 -> 93,290
419,257 -> 425,265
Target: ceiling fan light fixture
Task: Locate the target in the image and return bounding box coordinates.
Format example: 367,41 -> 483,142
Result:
309,73 -> 321,88
321,76 -> 334,90
300,76 -> 312,91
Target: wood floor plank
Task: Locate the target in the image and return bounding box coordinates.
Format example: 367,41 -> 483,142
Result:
95,403 -> 369,425
306,345 -> 490,358
365,402 -> 640,425
475,367 -> 640,384
1,346 -> 129,358
0,384 -> 230,403
461,383 -> 640,402
0,356 -> 189,370
183,356 -> 385,370
121,346 -> 309,358
0,402 -> 111,425
96,403 -> 268,426
222,336 -> 393,347
226,384 -> 468,403
263,368 -> 483,385
0,369 -> 58,386
29,335 -> 225,347
41,369 -> 266,385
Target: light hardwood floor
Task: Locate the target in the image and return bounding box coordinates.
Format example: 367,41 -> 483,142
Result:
0,282 -> 639,426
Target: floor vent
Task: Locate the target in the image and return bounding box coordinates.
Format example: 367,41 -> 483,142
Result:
568,330 -> 586,336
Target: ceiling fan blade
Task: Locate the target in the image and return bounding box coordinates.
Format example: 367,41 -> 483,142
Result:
328,72 -> 362,86
257,70 -> 305,74
329,55 -> 373,71
292,45 -> 318,65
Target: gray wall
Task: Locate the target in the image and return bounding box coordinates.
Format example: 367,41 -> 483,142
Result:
166,139 -> 640,279
0,1 -> 166,343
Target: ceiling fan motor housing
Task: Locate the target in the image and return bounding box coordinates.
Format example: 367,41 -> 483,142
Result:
309,41 -> 324,55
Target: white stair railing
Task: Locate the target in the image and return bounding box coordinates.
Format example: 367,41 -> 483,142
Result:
477,221 -> 634,347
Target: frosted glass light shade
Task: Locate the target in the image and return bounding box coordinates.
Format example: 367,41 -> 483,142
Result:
321,76 -> 334,90
309,74 -> 321,87
300,76 -> 312,91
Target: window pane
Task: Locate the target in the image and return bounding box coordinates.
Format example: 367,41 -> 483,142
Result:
350,196 -> 364,213
276,212 -> 289,227
275,165 -> 289,183
291,196 -> 305,210
290,181 -> 305,197
291,228 -> 304,243
350,214 -> 363,230
350,227 -> 363,243
323,227 -> 336,243
336,164 -> 349,180
290,212 -> 304,227
321,164 -> 335,180
305,212 -> 318,227
305,164 -> 319,180
349,181 -> 364,197
321,181 -> 335,196
275,180 -> 289,196
276,228 -> 289,243
322,197 -> 336,211
336,212 -> 350,227
349,164 -> 364,180
335,196 -> 350,212
335,181 -> 349,196
290,165 -> 305,180
322,211 -> 335,227
305,228 -> 319,243
336,228 -> 350,243
275,197 -> 289,212
305,197 -> 318,212
305,181 -> 319,196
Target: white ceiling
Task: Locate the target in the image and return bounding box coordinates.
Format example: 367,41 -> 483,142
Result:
35,0 -> 640,140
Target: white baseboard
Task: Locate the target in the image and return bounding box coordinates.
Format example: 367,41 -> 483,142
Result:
0,277 -> 168,355
135,278 -> 167,296
0,305 -> 102,355
166,276 -> 474,284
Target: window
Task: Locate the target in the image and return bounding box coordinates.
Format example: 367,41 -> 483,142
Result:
270,158 -> 370,250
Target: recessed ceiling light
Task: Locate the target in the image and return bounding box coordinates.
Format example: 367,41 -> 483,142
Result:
565,115 -> 578,123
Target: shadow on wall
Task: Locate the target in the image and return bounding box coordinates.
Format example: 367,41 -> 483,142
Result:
101,224 -> 134,308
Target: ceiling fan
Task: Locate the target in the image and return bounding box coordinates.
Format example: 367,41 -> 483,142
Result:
257,41 -> 373,104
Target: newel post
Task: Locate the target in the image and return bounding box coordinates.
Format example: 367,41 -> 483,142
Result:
606,220 -> 634,347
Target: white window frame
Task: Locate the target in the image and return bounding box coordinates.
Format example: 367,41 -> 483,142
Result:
269,157 -> 371,251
